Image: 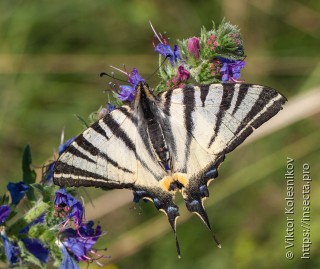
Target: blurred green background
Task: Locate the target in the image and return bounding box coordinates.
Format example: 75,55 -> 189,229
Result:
0,1 -> 319,269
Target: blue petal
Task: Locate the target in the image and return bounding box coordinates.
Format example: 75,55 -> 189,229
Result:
54,188 -> 79,208
173,45 -> 181,61
0,233 -> 19,265
220,63 -> 228,72
54,188 -> 84,225
63,236 -> 86,259
58,137 -> 76,155
222,73 -> 229,83
129,68 -> 145,88
7,181 -> 29,205
107,103 -> 116,113
233,72 -> 241,79
118,85 -> 135,102
0,205 -> 11,224
218,57 -> 233,64
68,201 -> 84,226
61,222 -> 102,261
43,161 -> 55,183
22,238 -> 49,263
59,244 -> 80,269
154,43 -> 174,58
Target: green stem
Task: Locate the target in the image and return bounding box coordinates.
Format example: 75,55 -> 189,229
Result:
7,201 -> 49,236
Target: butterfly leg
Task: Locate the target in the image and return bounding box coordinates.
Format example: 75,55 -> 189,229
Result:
133,188 -> 181,257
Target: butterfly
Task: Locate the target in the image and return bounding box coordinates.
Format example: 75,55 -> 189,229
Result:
53,82 -> 286,256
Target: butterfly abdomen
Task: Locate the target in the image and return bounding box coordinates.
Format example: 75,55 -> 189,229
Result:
139,84 -> 171,172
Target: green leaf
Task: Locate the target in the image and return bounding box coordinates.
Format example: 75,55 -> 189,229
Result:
74,114 -> 89,128
50,243 -> 64,267
22,145 -> 37,202
0,194 -> 10,205
7,201 -> 50,236
31,183 -> 58,203
22,145 -> 36,185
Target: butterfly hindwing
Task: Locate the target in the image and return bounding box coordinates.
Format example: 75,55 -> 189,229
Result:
158,83 -> 286,237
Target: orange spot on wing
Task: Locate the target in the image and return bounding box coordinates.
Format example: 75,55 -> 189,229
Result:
173,173 -> 188,187
160,176 -> 173,191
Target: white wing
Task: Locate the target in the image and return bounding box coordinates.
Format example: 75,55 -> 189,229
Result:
53,83 -> 286,253
159,83 -> 286,178
53,106 -> 166,190
158,83 -> 286,237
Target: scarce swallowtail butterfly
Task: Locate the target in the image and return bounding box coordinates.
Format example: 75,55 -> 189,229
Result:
53,82 -> 286,256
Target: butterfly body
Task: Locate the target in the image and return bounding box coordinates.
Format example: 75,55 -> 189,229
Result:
53,82 -> 286,255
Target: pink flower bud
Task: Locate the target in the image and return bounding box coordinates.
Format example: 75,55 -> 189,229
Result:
187,37 -> 200,59
178,66 -> 190,82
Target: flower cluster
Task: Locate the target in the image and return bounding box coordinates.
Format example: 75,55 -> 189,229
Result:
0,20 -> 248,268
102,20 -> 246,111
0,144 -> 106,268
154,19 -> 246,92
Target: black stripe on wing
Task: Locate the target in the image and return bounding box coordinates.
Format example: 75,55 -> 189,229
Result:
207,84 -> 235,148
183,86 -> 196,172
163,89 -> 173,116
231,84 -> 249,115
67,145 -> 96,164
224,85 -> 287,154
200,85 -> 210,107
92,122 -> 110,140
54,161 -> 133,189
159,89 -> 177,157
117,107 -> 156,162
75,134 -> 134,174
103,112 -> 161,180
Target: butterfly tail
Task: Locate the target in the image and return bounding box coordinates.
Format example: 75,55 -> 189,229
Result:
165,206 -> 181,258
185,198 -> 221,248
134,188 -> 181,257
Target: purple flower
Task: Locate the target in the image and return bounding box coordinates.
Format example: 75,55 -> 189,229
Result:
0,205 -> 11,224
154,44 -> 181,65
187,37 -> 200,59
118,68 -> 145,102
220,58 -> 246,83
118,85 -> 136,102
43,137 -> 76,183
58,243 -> 80,269
107,103 -> 116,113
129,68 -> 145,88
150,22 -> 181,65
21,238 -> 49,263
58,137 -> 76,155
7,181 -> 29,205
177,66 -> 190,81
0,230 -> 20,265
61,221 -> 103,263
43,161 -> 55,182
54,188 -> 84,226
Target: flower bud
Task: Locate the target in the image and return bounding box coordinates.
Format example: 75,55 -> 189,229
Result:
187,37 -> 200,59
178,66 -> 190,82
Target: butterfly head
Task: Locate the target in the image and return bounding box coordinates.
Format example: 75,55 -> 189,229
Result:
134,81 -> 155,106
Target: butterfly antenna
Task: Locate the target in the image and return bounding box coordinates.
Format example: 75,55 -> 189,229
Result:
146,55 -> 169,81
99,71 -> 128,83
185,199 -> 221,248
